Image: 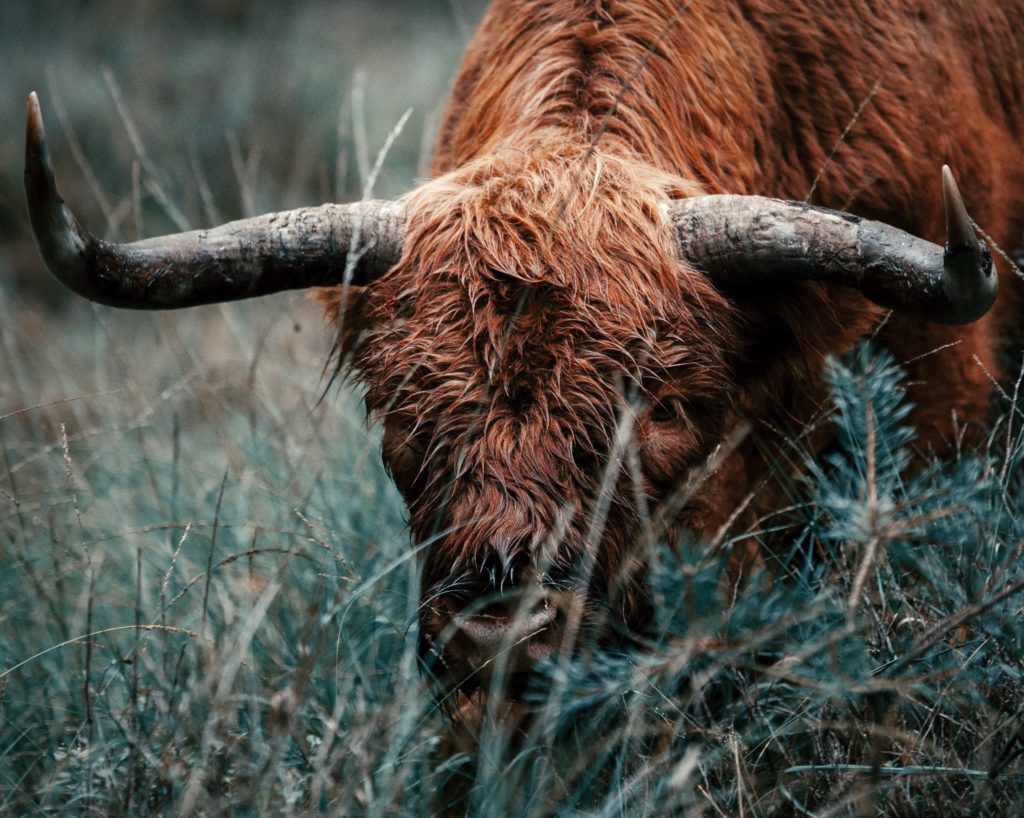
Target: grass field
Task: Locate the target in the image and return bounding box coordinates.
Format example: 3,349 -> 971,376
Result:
2,2 -> 1024,816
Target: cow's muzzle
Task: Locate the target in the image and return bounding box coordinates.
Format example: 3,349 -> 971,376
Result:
421,590 -> 574,696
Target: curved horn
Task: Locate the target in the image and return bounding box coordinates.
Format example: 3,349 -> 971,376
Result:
24,92 -> 404,309
669,167 -> 995,324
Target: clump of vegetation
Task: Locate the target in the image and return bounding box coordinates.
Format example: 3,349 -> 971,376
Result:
3,317 -> 1022,816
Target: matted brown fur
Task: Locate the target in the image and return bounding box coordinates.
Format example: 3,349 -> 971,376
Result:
319,0 -> 1024,661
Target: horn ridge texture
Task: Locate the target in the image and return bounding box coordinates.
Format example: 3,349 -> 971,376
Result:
669,172 -> 995,325
24,92 -> 404,309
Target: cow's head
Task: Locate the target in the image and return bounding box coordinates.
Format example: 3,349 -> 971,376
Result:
23,94 -> 996,694
327,141 -> 739,689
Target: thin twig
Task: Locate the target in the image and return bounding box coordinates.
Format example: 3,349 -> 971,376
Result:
805,78 -> 882,203
0,625 -> 199,682
200,471 -> 229,634
882,577 -> 1024,677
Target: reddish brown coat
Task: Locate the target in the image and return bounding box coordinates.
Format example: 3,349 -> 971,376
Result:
321,0 -> 1024,645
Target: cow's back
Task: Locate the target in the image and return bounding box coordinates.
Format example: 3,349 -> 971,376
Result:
431,0 -> 1024,445
434,1 -> 1022,223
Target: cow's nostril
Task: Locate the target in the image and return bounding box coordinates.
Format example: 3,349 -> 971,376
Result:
448,598 -> 561,680
458,601 -> 557,657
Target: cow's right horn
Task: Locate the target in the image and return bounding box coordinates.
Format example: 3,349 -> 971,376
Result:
24,92 -> 404,309
669,166 -> 996,325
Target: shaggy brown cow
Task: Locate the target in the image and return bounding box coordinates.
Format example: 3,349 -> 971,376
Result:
24,1 -> 1024,695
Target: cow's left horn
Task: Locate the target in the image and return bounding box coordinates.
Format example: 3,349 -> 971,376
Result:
669,166 -> 996,324
24,92 -> 404,309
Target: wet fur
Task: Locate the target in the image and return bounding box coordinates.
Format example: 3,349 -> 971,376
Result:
320,0 -> 1024,641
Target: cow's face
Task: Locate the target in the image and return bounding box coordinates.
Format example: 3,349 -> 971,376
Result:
328,143 -> 739,693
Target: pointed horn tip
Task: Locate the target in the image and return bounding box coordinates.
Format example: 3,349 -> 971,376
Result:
26,91 -> 44,145
938,166 -> 995,321
24,91 -> 55,199
941,164 -> 981,254
941,164 -> 962,206
25,92 -> 50,183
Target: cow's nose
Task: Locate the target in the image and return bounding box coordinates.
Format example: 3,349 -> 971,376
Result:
445,597 -> 563,683
460,601 -> 558,662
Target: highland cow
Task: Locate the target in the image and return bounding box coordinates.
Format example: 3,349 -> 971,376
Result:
24,0 -> 1024,695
